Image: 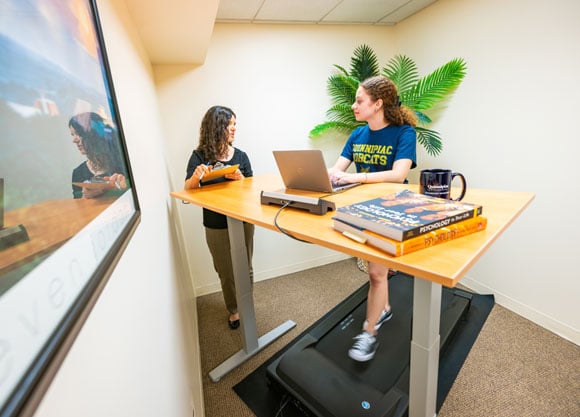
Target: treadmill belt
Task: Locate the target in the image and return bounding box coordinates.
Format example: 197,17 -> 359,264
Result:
314,277 -> 412,393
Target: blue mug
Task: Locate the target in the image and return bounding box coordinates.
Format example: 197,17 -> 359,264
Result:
419,169 -> 466,201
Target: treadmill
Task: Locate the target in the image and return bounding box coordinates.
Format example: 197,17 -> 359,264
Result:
266,273 -> 473,417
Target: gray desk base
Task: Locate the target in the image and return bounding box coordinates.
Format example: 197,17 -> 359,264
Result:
209,218 -> 296,382
209,319 -> 296,382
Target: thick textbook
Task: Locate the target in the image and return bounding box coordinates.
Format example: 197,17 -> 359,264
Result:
333,216 -> 488,257
334,189 -> 483,241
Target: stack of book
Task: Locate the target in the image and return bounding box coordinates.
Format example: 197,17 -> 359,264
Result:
333,189 -> 487,257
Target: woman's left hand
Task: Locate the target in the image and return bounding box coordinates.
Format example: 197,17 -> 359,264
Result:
224,169 -> 244,181
330,171 -> 358,184
82,187 -> 105,199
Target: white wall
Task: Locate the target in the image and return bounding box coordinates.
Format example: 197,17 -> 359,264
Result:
155,24 -> 396,295
395,0 -> 580,344
33,0 -> 202,416
157,1 -> 579,344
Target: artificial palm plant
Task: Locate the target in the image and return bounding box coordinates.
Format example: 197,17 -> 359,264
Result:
310,44 -> 467,156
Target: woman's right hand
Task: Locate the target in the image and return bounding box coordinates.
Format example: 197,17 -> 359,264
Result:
107,173 -> 127,190
194,163 -> 211,180
186,163 -> 211,189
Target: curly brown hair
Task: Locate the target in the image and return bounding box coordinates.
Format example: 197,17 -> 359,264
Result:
69,112 -> 124,174
360,76 -> 418,127
196,106 -> 236,162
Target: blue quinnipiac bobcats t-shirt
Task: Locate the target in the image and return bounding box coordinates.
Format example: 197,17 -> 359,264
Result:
340,124 -> 417,174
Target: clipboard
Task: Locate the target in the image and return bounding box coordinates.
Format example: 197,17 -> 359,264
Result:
201,164 -> 239,182
72,180 -> 111,190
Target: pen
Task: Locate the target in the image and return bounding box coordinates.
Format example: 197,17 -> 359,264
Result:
198,162 -> 211,186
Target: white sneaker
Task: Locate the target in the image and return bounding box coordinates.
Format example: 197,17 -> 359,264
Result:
348,331 -> 378,362
362,309 -> 393,331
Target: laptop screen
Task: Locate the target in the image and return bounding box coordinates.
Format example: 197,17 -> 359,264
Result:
272,150 -> 359,193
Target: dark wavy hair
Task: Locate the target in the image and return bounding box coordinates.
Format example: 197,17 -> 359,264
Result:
196,105 -> 236,162
69,112 -> 125,174
360,76 -> 418,127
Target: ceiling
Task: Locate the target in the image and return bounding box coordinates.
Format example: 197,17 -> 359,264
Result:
123,0 -> 439,64
216,0 -> 439,26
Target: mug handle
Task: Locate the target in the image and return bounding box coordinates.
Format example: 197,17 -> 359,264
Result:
451,172 -> 466,201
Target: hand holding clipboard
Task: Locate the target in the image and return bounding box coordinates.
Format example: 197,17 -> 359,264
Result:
199,163 -> 240,182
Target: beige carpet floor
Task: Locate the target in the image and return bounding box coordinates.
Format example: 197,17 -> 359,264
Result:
197,258 -> 580,417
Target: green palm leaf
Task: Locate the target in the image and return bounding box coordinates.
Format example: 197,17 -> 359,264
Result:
333,64 -> 349,77
327,74 -> 358,106
382,54 -> 419,94
415,110 -> 432,125
416,126 -> 443,155
326,104 -> 357,124
310,121 -> 360,137
402,58 -> 467,111
349,44 -> 380,81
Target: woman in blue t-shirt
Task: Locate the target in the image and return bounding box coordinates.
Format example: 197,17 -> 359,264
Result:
328,76 -> 418,362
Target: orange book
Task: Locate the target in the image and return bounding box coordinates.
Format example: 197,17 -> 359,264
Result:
333,216 -> 487,257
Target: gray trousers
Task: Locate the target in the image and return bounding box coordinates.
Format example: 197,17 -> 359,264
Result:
205,223 -> 254,314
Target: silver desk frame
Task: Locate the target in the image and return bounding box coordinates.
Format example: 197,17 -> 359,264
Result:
208,218 -> 296,382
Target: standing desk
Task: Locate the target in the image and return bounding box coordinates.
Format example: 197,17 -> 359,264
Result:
171,173 -> 534,417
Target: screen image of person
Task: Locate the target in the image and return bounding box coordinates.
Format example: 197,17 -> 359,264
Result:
69,112 -> 128,199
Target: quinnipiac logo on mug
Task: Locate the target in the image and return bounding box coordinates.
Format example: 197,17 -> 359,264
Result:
425,184 -> 448,192
420,169 -> 466,201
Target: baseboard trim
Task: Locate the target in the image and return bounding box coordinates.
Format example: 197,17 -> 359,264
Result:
195,253 -> 351,297
461,276 -> 579,346
254,253 -> 350,282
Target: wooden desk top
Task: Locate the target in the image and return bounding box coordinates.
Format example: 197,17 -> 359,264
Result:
171,174 -> 534,287
1,197 -> 114,274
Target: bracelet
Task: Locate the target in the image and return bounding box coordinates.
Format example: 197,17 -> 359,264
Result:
363,173 -> 368,183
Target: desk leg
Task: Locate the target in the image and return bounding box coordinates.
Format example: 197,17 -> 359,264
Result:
209,218 -> 296,382
409,277 -> 442,417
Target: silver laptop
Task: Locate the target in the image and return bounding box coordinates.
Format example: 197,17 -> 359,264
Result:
272,150 -> 360,193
